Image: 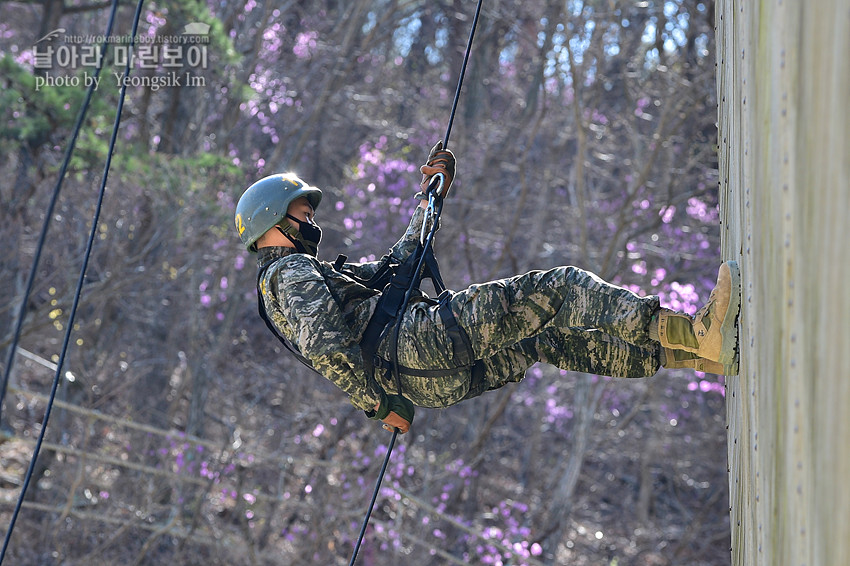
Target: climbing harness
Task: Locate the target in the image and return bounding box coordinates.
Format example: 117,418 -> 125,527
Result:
0,1 -> 145,563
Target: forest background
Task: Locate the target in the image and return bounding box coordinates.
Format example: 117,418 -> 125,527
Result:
0,1 -> 730,565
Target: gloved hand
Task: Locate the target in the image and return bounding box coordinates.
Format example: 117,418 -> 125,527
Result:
419,141 -> 456,198
367,392 -> 415,434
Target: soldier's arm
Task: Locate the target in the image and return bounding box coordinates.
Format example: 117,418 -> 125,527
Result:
388,197 -> 431,261
271,257 -> 385,411
339,199 -> 432,281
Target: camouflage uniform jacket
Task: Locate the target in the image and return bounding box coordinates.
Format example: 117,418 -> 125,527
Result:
257,206 -> 432,412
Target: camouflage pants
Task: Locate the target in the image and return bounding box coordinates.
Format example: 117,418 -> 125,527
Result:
378,266 -> 661,408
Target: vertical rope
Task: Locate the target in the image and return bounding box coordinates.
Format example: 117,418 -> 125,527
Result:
347,428 -> 398,565
0,0 -> 120,420
0,1 -> 146,561
441,0 -> 485,148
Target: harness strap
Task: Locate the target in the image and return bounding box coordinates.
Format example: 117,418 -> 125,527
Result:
358,246 -> 427,389
368,357 -> 489,401
334,253 -> 395,291
256,259 -> 320,374
437,290 -> 473,367
422,246 -> 447,293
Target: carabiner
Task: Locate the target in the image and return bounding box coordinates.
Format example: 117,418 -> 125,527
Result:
420,192 -> 437,244
427,172 -> 446,198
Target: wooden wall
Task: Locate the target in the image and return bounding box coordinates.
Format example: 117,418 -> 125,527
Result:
716,1 -> 850,564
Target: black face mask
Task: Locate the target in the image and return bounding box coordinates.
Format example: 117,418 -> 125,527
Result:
278,214 -> 322,256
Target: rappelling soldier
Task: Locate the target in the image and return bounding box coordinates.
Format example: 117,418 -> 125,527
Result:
234,144 -> 741,434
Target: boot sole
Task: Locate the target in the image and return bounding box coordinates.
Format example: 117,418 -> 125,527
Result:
718,260 -> 741,368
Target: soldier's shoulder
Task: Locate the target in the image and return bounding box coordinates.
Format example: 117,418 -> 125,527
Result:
268,253 -> 318,271
266,254 -> 336,287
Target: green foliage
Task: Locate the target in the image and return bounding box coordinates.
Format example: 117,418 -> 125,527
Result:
108,150 -> 243,242
113,150 -> 241,192
1,56 -> 68,147
0,56 -> 114,167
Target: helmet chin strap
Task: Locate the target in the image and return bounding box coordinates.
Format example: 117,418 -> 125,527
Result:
276,218 -> 321,256
276,224 -> 309,253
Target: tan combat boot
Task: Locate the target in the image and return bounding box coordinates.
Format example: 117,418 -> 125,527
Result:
662,347 -> 737,375
656,261 -> 741,365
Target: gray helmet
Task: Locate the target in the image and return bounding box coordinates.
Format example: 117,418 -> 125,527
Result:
234,173 -> 323,252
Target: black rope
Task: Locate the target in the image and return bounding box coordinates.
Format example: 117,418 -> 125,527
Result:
0,0 -> 120,420
348,1 -> 484,564
0,1 -> 146,562
347,427 -> 398,563
441,0 -> 485,147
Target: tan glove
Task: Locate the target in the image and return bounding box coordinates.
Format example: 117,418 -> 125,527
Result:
419,141 -> 456,198
381,410 -> 412,434
366,393 -> 415,434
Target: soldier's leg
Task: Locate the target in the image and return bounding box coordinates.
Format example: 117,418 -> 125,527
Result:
530,328 -> 659,378
479,328 -> 660,392
450,266 -> 660,361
